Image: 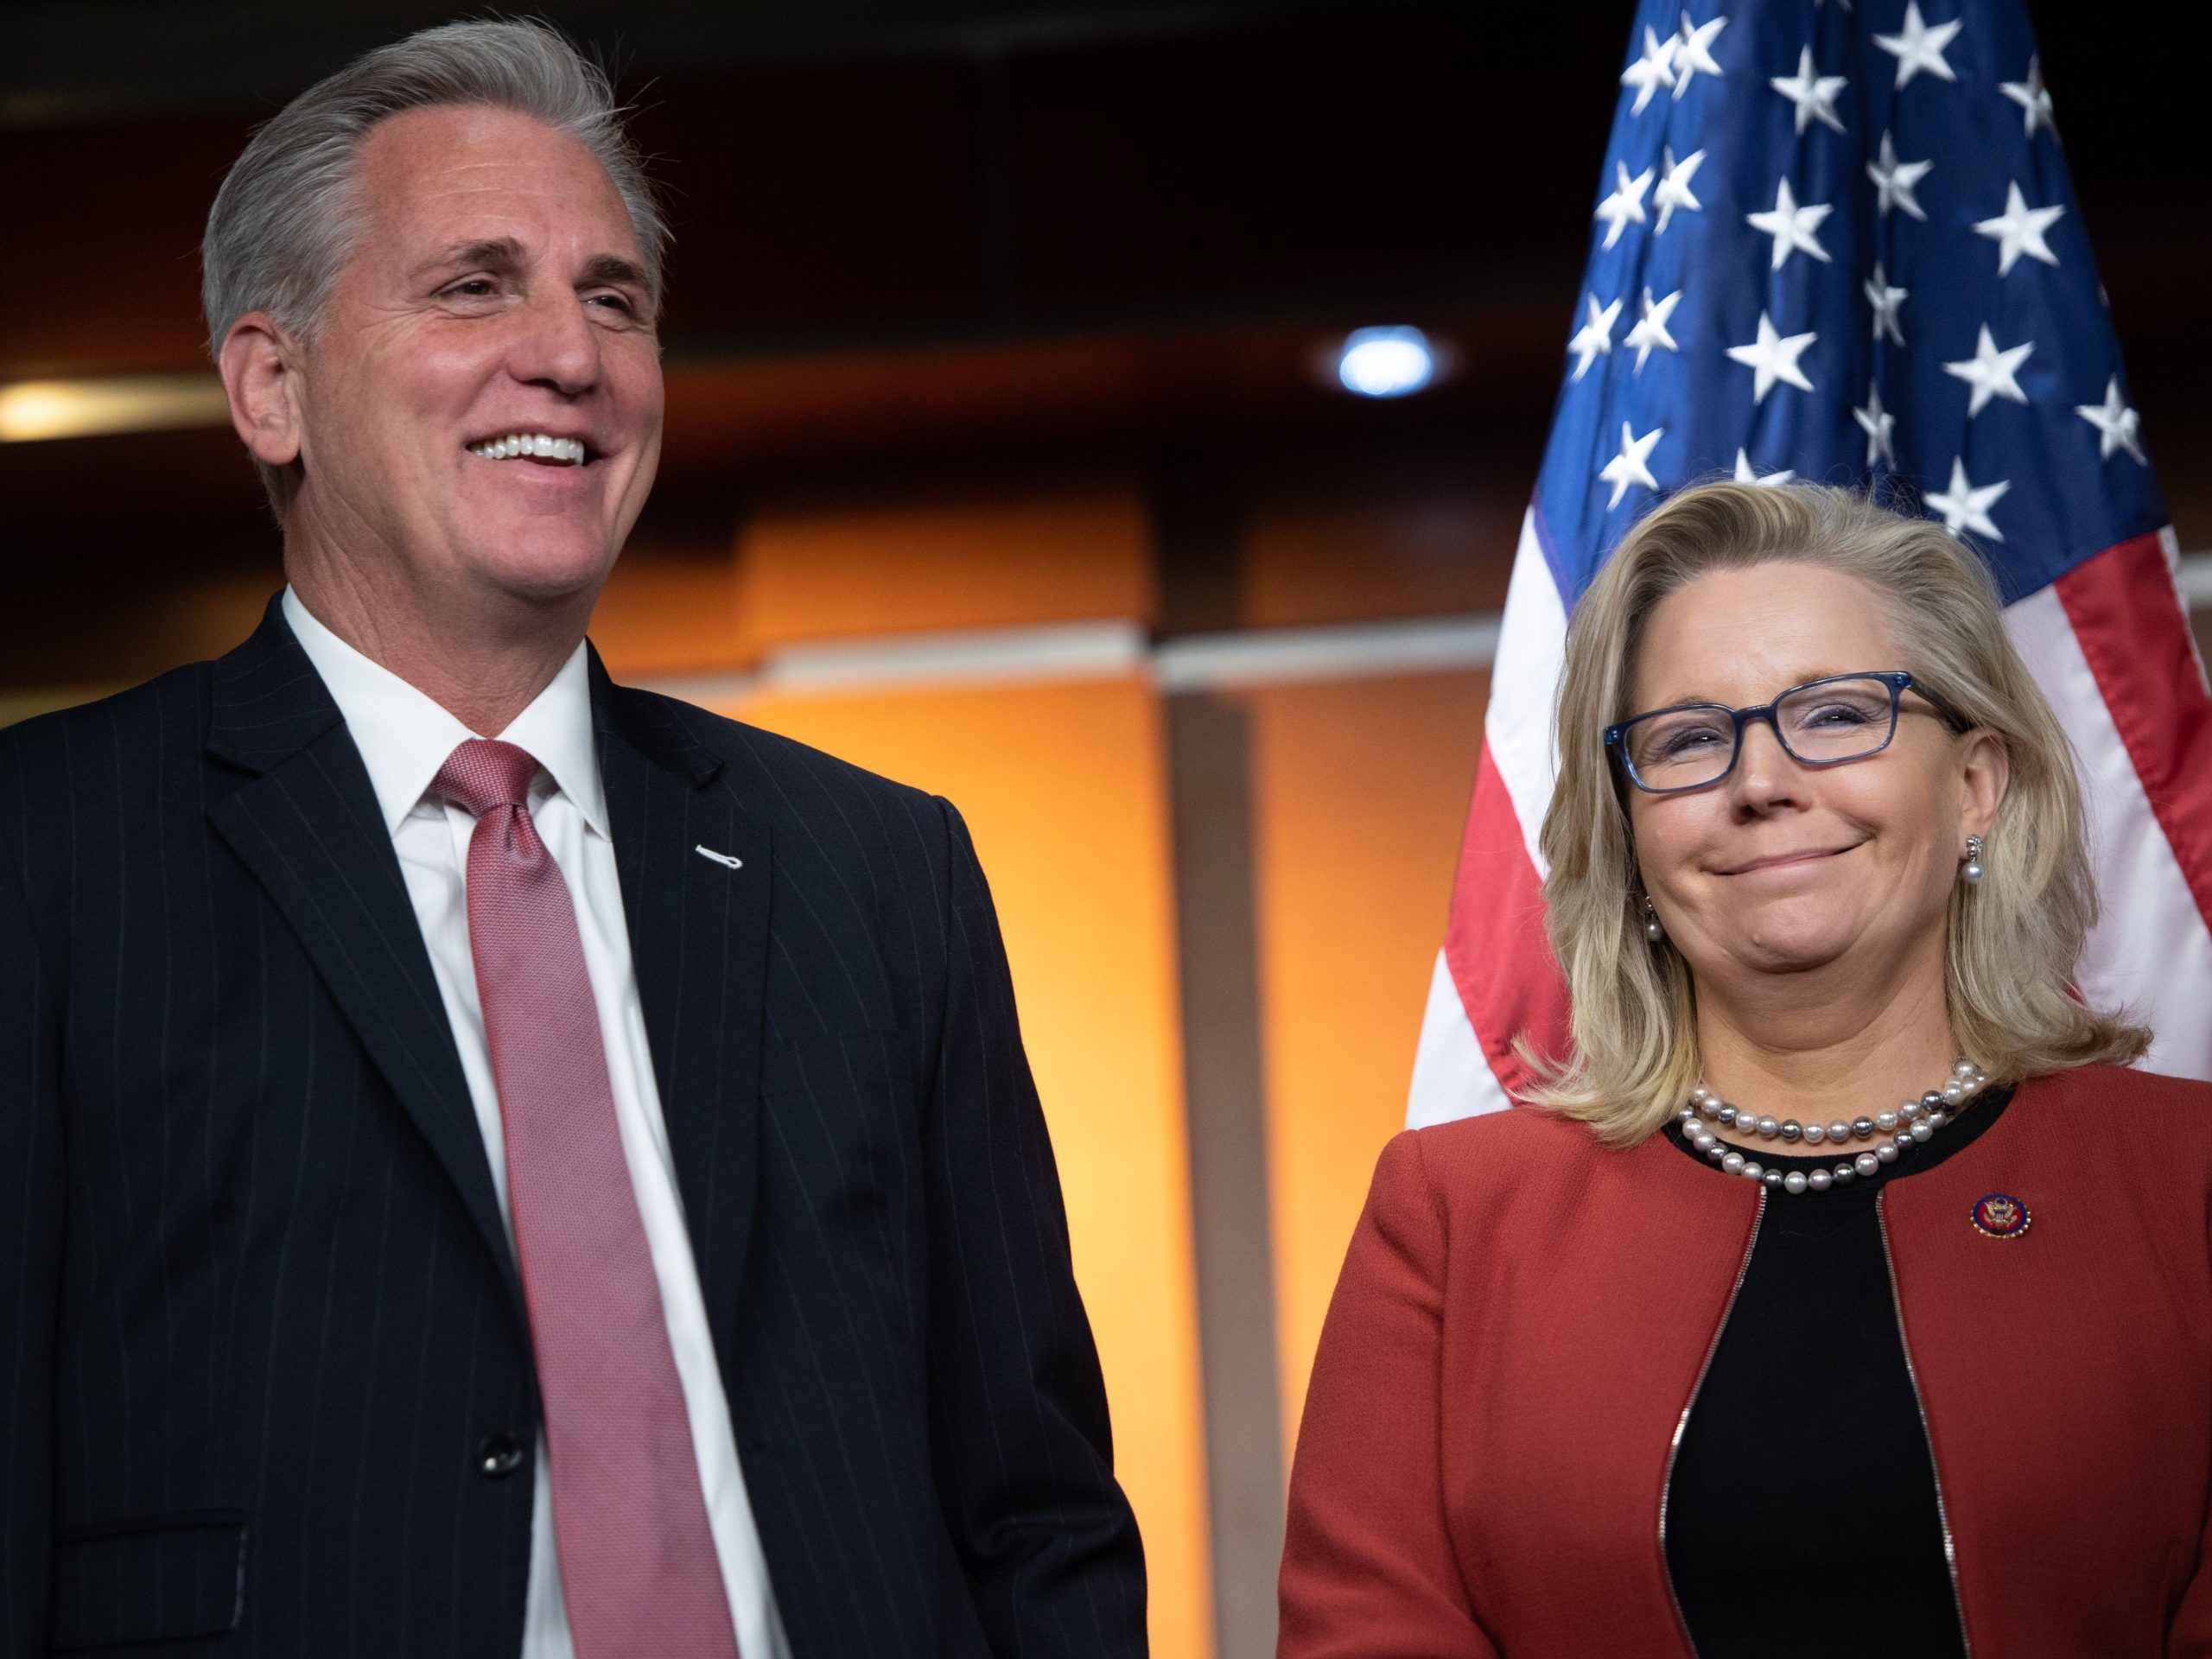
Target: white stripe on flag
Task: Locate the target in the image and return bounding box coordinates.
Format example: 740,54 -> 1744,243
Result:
1407,948 -> 1509,1128
1482,510 -> 1570,880
2005,582 -> 2212,1080
1406,507 -> 1571,1128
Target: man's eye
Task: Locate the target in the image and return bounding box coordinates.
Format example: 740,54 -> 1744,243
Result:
447,279 -> 498,299
588,293 -> 637,317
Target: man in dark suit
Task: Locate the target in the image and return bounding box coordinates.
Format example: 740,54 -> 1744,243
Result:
0,19 -> 1146,1657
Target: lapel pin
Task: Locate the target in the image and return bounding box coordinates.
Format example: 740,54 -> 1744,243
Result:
1970,1193 -> 2031,1239
694,845 -> 744,871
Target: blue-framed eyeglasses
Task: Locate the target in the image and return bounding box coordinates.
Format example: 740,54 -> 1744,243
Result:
1605,671 -> 1967,795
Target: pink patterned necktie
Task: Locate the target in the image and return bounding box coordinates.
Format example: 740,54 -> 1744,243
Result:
434,738 -> 739,1659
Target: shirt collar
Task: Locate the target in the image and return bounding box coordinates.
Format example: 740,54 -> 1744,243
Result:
281,587 -> 608,841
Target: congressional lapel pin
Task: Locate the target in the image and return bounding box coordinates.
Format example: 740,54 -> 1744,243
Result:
1970,1192 -> 2031,1239
694,844 -> 744,871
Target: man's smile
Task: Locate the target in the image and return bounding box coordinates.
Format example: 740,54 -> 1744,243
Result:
464,430 -> 592,465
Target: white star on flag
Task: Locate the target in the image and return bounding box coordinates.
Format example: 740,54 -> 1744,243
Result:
1865,262 -> 1908,346
1770,45 -> 1847,135
1653,146 -> 1707,233
1726,310 -> 1818,403
1673,10 -> 1728,99
1624,287 -> 1683,372
1746,177 -> 1833,270
1733,448 -> 1796,486
1867,131 -> 1933,220
1854,383 -> 1897,467
1973,181 -> 2064,276
1925,456 -> 2010,541
1600,422 -> 1665,508
1568,292 -> 1623,380
1999,54 -> 2056,138
1873,2 -> 1962,89
1621,26 -> 1679,114
1594,159 -> 1655,250
1942,324 -> 2034,416
2075,374 -> 2146,463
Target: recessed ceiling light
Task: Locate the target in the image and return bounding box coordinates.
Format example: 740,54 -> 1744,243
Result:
1332,326 -> 1446,398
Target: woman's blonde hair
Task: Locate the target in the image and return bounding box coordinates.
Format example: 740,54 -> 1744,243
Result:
1526,479 -> 2147,1147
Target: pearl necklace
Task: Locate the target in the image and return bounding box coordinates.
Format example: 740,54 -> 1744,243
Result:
1675,1059 -> 1988,1195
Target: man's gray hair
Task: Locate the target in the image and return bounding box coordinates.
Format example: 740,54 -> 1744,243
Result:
201,18 -> 666,511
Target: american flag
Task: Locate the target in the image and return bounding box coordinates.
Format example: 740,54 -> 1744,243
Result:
1408,0 -> 2212,1128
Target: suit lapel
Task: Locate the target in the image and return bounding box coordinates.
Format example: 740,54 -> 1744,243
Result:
204,599 -> 521,1313
593,655 -> 771,1370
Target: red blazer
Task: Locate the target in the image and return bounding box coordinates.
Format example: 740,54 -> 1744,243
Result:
1279,1065 -> 2212,1657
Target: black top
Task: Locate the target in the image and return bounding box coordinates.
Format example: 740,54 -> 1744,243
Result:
1657,1084 -> 2015,1659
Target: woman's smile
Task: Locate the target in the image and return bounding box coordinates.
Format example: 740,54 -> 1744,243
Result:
1714,842 -> 1861,877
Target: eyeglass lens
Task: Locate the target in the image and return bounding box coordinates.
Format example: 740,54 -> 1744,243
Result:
1624,677 -> 1898,790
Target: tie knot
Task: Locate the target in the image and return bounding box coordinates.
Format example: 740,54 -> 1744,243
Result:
434,738 -> 542,818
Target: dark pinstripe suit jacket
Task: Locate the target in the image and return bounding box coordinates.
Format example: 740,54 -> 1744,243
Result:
0,598 -> 1146,1656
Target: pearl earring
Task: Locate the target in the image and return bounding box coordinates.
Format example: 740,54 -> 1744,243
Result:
1644,897 -> 1664,941
1961,835 -> 1985,886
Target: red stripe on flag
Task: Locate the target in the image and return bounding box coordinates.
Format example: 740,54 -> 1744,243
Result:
1443,741 -> 1572,1103
2053,531 -> 2212,929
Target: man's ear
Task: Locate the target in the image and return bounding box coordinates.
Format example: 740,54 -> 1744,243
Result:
218,312 -> 304,468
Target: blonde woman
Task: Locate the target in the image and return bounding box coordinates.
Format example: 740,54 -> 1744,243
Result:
1278,481 -> 2212,1659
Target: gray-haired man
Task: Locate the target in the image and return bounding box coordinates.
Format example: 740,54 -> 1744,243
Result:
0,21 -> 1146,1657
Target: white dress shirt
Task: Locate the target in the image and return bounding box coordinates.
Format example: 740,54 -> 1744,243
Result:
283,589 -> 790,1659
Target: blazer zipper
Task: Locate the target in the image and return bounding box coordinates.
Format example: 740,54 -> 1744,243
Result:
1657,1186 -> 1765,1658
1876,1190 -> 1973,1658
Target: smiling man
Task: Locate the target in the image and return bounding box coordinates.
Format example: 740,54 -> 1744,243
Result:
0,22 -> 1145,1659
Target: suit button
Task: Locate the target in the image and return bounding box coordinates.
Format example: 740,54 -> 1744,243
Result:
477,1435 -> 526,1479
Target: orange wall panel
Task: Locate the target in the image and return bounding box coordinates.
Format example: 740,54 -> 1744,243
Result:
736,481 -> 1157,651
1241,671 -> 1486,1466
722,674 -> 1213,1659
591,550 -> 745,678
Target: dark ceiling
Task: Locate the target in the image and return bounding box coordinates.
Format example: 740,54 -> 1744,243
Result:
7,3 -> 1317,124
4,0 -> 1628,377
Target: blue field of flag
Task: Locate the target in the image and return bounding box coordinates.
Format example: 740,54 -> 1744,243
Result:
1532,0 -> 2167,608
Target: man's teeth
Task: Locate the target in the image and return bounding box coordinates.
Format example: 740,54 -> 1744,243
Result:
467,433 -> 588,464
